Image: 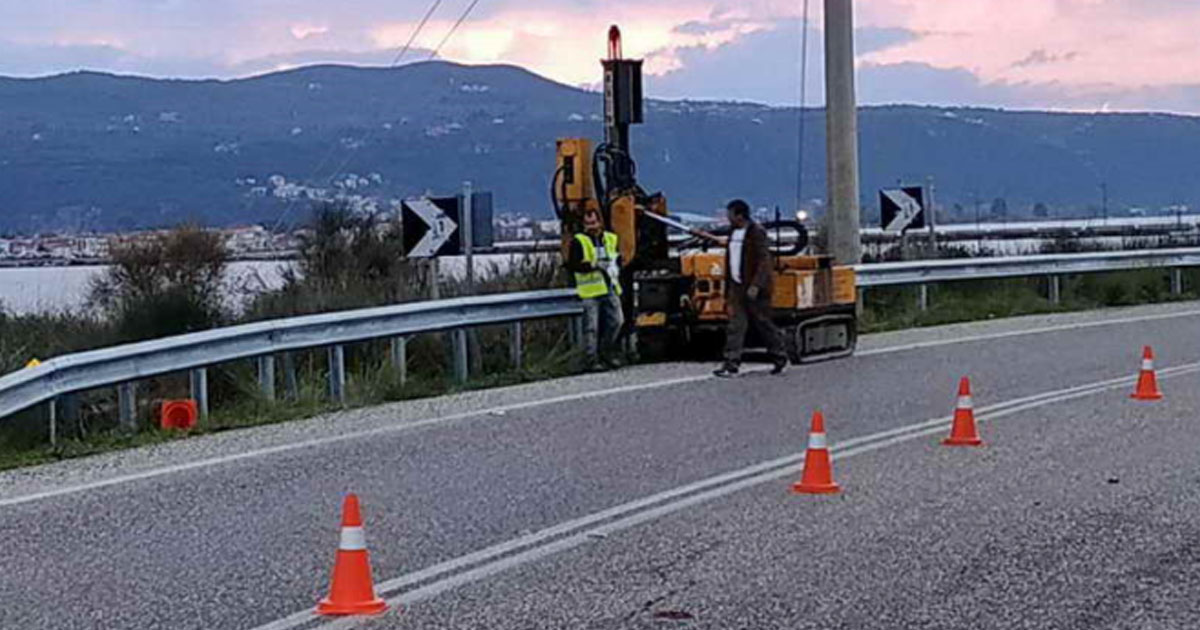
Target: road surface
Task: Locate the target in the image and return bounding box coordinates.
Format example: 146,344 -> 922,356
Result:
4,302 -> 1200,629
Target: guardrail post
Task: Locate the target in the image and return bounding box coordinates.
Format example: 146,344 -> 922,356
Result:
257,355 -> 276,402
282,353 -> 299,401
917,284 -> 929,312
452,329 -> 469,384
1172,268 -> 1184,295
59,393 -> 79,439
1048,275 -> 1062,305
390,337 -> 408,386
48,398 -> 58,447
189,368 -> 209,422
568,315 -> 584,347
328,345 -> 346,405
511,321 -> 524,370
118,382 -> 137,432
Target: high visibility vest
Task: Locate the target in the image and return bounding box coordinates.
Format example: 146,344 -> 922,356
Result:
574,232 -> 622,299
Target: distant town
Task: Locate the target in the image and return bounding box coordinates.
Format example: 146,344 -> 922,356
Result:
0,212 -> 567,266
2,201 -> 1196,266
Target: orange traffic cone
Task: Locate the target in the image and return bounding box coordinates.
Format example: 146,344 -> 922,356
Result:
793,411 -> 840,495
1131,346 -> 1163,401
943,377 -> 983,447
316,494 -> 388,616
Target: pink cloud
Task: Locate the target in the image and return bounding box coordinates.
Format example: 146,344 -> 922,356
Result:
859,0 -> 1200,91
370,2 -> 763,85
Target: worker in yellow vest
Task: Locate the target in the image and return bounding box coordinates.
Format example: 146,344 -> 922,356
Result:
566,209 -> 625,371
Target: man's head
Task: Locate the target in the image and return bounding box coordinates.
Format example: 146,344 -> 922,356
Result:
726,199 -> 751,228
582,208 -> 604,235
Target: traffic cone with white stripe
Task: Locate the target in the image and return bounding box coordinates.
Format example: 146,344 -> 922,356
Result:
792,411 -> 840,494
1131,346 -> 1164,401
943,377 -> 983,447
316,494 -> 388,616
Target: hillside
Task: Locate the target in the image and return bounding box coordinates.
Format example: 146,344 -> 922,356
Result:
1,61 -> 1198,232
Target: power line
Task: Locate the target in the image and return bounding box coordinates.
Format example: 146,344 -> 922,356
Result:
393,0 -> 445,66
270,0 -> 447,231
429,0 -> 483,60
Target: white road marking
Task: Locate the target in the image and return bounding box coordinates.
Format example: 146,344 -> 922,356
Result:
254,362 -> 1200,630
857,308 -> 1200,358
4,307 -> 1197,510
0,376 -> 710,509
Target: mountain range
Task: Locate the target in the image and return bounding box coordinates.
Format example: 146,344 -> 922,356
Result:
1,61 -> 1199,233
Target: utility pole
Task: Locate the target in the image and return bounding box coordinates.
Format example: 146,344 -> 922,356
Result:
824,0 -> 861,265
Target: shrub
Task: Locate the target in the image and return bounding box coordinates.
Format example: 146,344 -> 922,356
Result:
89,226 -> 229,341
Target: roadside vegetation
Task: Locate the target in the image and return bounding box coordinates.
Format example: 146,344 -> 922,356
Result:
0,202 -> 573,470
2,214 -> 1199,470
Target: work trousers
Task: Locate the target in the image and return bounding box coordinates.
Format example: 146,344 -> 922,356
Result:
582,291 -> 625,362
724,282 -> 786,364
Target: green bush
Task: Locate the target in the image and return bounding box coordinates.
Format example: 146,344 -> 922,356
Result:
89,225 -> 228,340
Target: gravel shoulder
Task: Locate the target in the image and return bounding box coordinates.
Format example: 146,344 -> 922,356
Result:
4,300 -> 1198,503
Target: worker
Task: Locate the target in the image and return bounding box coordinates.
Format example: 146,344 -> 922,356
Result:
567,208 -> 625,371
714,199 -> 788,377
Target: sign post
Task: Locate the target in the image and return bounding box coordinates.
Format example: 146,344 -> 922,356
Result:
462,181 -> 475,292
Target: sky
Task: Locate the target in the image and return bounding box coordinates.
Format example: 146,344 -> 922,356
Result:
2,0 -> 1199,113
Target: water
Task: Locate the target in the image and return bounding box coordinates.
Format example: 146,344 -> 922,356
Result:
0,262 -> 293,315
0,254 -> 549,315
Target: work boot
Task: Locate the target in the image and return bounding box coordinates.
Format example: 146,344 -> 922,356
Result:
770,356 -> 789,375
713,362 -> 740,378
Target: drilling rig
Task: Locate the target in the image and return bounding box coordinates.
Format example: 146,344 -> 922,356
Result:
551,26 -> 858,364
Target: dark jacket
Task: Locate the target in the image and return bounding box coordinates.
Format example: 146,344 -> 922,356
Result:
725,221 -> 774,294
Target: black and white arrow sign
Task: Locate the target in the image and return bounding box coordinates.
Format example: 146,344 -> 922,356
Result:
880,187 -> 926,234
403,198 -> 460,258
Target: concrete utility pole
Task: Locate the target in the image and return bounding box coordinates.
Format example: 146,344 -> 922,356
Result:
824,0 -> 862,265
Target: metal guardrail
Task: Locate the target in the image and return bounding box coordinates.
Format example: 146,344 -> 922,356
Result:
5,247 -> 1200,432
855,247 -> 1200,287
855,247 -> 1200,311
0,289 -> 583,431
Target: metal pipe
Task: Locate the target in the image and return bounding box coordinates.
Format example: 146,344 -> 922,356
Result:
1049,275 -> 1062,305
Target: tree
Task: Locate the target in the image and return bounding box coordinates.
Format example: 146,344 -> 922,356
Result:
1033,202 -> 1050,218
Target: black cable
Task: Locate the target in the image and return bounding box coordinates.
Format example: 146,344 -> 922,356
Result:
394,0 -> 444,65
429,0 -> 483,60
550,166 -> 566,220
270,0 -> 447,231
592,143 -> 610,209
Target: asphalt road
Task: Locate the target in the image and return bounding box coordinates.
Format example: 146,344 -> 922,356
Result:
4,302 -> 1200,630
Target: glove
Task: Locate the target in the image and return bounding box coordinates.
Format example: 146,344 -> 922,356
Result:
747,285 -> 761,300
